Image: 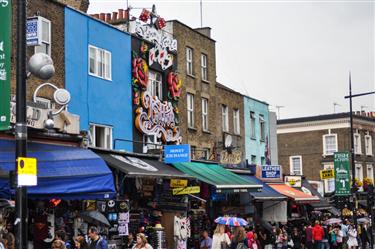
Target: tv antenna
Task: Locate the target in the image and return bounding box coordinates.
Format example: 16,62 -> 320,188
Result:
333,102 -> 341,113
275,105 -> 285,119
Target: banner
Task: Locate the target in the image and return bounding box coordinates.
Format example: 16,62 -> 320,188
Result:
0,0 -> 11,130
334,152 -> 351,196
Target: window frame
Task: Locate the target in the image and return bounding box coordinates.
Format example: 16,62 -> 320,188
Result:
322,133 -> 338,156
147,70 -> 163,99
201,53 -> 208,81
142,134 -> 162,153
250,112 -> 256,139
259,114 -> 265,141
289,155 -> 303,176
89,123 -> 113,149
366,164 -> 374,182
251,155 -> 257,164
221,105 -> 229,132
354,133 -> 362,155
355,163 -> 364,191
186,47 -> 193,75
233,109 -> 240,135
201,98 -> 208,132
88,44 -> 112,81
34,16 -> 51,56
187,93 -> 195,128
365,134 -> 373,156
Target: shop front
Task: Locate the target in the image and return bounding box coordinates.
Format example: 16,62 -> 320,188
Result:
96,149 -> 195,249
0,138 -> 116,248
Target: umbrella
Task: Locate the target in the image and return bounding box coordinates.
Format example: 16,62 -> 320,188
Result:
324,218 -> 342,225
80,211 -> 110,227
357,217 -> 370,224
215,216 -> 248,227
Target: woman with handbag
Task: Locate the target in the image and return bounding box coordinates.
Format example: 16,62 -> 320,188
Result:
212,224 -> 231,249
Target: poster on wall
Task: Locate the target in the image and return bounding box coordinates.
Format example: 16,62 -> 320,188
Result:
0,0 -> 11,131
334,152 -> 351,196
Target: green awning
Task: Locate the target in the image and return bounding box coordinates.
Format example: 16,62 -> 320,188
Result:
173,162 -> 263,193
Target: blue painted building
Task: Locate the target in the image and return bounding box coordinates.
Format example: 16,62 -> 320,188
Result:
64,7 -> 133,151
244,96 -> 270,165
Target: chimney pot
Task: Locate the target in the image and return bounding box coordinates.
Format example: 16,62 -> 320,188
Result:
99,13 -> 105,21
106,13 -> 111,22
119,9 -> 124,19
124,9 -> 129,20
112,12 -> 118,21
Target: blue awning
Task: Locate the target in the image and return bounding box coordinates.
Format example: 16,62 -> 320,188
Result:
241,175 -> 286,200
0,139 -> 115,200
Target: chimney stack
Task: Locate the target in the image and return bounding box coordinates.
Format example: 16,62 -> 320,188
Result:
119,9 -> 124,19
112,11 -> 118,21
99,13 -> 105,21
106,13 -> 111,22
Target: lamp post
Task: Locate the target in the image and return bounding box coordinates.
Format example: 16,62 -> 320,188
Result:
344,73 -> 375,247
15,0 -> 28,248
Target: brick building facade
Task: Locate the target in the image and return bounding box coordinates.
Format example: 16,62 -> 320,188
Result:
277,113 -> 375,193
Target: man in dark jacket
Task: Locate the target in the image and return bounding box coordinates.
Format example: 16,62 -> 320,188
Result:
88,226 -> 108,249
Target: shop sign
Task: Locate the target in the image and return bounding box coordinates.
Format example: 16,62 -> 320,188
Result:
261,165 -> 281,179
26,17 -> 41,46
172,186 -> 200,195
320,169 -> 334,180
133,22 -> 177,51
334,152 -> 351,196
220,150 -> 242,165
285,175 -> 302,188
135,91 -> 182,143
0,0 -> 11,131
17,157 -> 37,186
164,144 -> 190,163
170,179 -> 188,188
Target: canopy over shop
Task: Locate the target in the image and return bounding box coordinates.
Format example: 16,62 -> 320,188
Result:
0,138 -> 116,199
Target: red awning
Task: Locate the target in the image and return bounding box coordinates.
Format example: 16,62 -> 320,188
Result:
268,183 -> 320,202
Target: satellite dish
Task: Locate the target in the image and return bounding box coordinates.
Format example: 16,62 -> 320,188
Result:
224,134 -> 233,148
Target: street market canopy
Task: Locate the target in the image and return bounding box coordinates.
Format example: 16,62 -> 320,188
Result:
241,175 -> 286,200
268,183 -> 320,203
173,162 -> 263,193
0,139 -> 115,199
96,151 -> 192,179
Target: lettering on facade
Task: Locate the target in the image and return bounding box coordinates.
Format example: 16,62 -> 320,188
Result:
135,91 -> 182,143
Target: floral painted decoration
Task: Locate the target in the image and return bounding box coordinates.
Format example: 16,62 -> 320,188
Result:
167,72 -> 182,99
132,56 -> 149,89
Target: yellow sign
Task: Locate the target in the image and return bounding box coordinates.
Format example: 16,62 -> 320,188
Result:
170,179 -> 188,188
172,186 -> 200,195
17,157 -> 37,186
320,169 -> 334,180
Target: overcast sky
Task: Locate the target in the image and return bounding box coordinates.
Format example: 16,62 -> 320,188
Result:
89,0 -> 375,119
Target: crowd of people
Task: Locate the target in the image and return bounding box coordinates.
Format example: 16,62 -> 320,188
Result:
199,219 -> 373,249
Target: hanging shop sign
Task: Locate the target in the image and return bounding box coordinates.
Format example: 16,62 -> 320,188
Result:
170,179 -> 188,188
0,0 -> 11,131
285,175 -> 302,188
164,144 -> 190,163
220,150 -> 242,165
334,152 -> 351,196
135,91 -> 182,143
261,165 -> 281,179
17,157 -> 37,186
320,169 -> 335,180
172,186 -> 200,195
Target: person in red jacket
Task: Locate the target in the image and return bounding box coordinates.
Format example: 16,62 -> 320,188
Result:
312,221 -> 325,249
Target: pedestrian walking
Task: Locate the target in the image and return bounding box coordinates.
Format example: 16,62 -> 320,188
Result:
132,233 -> 153,249
276,228 -> 287,249
312,221 -> 324,249
125,232 -> 136,249
212,224 -> 230,249
88,226 -> 108,249
306,223 -> 314,249
322,225 -> 330,249
200,230 -> 213,249
360,224 -> 370,249
335,225 -> 343,249
230,227 -> 248,249
74,236 -> 89,249
347,225 -> 358,249
51,240 -> 66,249
291,227 -> 302,249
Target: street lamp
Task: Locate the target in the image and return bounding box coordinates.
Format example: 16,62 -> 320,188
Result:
344,72 -> 375,247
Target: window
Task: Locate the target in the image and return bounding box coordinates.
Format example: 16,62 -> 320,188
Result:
323,134 -> 338,155
201,53 -> 207,81
289,156 -> 302,175
148,71 -> 162,99
201,148 -> 210,160
367,164 -> 374,182
355,164 -> 363,191
233,109 -> 240,135
187,93 -> 194,128
89,124 -> 112,149
261,157 -> 265,165
251,155 -> 256,164
323,164 -> 335,193
221,105 -> 229,132
259,114 -> 265,141
250,112 -> 255,139
142,134 -> 162,153
186,47 -> 193,75
354,133 -> 362,154
201,98 -> 208,131
365,135 -> 373,156
89,45 -> 112,80
34,17 -> 51,56
191,146 -> 196,160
